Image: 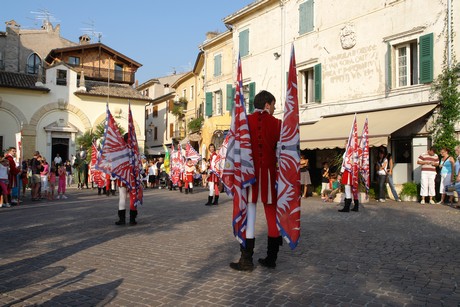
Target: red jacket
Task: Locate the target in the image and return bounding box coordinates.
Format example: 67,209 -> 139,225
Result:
247,110 -> 281,204
5,154 -> 19,188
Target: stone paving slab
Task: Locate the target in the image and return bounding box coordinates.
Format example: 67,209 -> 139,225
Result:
0,186 -> 459,306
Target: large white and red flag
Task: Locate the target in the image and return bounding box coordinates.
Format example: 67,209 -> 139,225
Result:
276,45 -> 301,250
359,118 -> 370,197
221,54 -> 255,247
170,144 -> 184,185
91,142 -> 105,188
128,101 -> 143,207
215,134 -> 230,179
185,142 -> 201,165
96,105 -> 132,188
342,114 -> 360,200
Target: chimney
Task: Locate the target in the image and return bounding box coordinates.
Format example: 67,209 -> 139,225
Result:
205,31 -> 220,40
79,34 -> 91,45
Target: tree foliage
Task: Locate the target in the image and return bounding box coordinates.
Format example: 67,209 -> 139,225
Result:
431,63 -> 460,153
75,121 -> 125,163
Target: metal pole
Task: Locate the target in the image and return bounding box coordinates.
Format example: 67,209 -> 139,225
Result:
447,0 -> 452,69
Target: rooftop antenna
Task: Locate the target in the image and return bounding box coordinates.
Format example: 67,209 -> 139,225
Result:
30,9 -> 60,29
80,19 -> 103,43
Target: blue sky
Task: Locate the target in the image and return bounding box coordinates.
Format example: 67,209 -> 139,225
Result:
1,0 -> 254,84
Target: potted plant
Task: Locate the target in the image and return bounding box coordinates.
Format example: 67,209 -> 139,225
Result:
400,182 -> 418,202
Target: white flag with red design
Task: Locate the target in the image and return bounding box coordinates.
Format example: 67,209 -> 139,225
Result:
276,44 -> 301,250
222,54 -> 255,247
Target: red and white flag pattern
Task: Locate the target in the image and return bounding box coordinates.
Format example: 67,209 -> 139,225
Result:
96,105 -> 133,188
128,102 -> 143,207
91,142 -> 105,188
359,118 -> 370,197
342,114 -> 360,200
222,55 -> 256,247
185,142 -> 201,165
276,45 -> 301,250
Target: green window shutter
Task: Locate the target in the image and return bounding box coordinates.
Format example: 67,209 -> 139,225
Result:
213,54 -> 222,77
226,84 -> 234,111
314,63 -> 322,102
239,29 -> 249,57
248,82 -> 256,113
299,0 -> 314,35
386,43 -> 392,91
205,92 -> 213,116
419,33 -> 433,84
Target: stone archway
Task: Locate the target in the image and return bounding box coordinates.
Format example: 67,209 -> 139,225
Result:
24,102 -> 92,158
0,98 -> 28,127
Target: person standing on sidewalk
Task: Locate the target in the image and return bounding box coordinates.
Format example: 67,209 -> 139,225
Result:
376,150 -> 388,203
385,153 -> 401,202
56,164 -> 68,199
437,147 -> 455,205
417,146 -> 439,205
230,90 -> 282,271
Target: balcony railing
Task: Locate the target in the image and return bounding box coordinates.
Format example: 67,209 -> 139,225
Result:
70,64 -> 135,84
172,129 -> 186,140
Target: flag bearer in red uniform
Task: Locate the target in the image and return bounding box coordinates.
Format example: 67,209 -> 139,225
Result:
114,133 -> 138,226
204,144 -> 220,206
230,90 -> 282,271
183,158 -> 196,194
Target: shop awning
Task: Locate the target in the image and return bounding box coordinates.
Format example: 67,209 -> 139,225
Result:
146,145 -> 169,155
300,104 -> 437,150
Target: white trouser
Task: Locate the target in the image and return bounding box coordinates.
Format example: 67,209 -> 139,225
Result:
344,184 -> 352,199
440,173 -> 454,196
208,182 -> 215,196
420,171 -> 436,196
246,203 -> 257,239
119,186 -> 127,210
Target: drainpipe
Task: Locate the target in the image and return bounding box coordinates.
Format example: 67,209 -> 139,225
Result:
447,0 -> 452,69
280,0 -> 286,110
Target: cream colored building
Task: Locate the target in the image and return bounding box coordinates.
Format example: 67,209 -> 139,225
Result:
139,73 -> 185,155
0,21 -> 148,161
216,0 -> 459,184
170,52 -> 205,151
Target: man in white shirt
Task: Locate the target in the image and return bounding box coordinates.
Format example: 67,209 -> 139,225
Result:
54,153 -> 62,166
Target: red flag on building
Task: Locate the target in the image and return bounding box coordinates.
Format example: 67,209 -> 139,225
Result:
276,45 -> 301,250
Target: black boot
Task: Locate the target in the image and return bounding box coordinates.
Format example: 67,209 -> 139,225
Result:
185,188 -> 189,194
129,210 -> 138,226
258,236 -> 283,268
229,238 -> 255,271
98,188 -> 101,195
190,188 -> 193,194
115,209 -> 126,225
205,196 -> 213,206
338,198 -> 351,212
351,199 -> 359,212
179,186 -> 183,193
212,195 -> 219,205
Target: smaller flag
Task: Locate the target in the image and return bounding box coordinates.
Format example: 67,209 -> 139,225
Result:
359,118 -> 370,196
185,142 -> 201,165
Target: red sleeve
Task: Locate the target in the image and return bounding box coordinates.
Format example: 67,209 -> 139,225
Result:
7,156 -> 20,176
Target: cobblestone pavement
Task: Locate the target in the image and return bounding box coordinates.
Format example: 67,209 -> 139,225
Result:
0,186 -> 459,306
